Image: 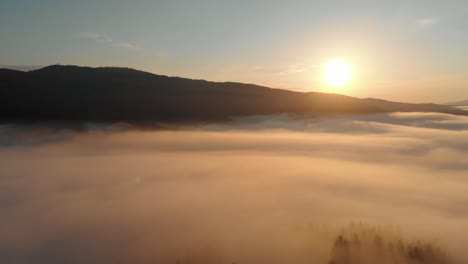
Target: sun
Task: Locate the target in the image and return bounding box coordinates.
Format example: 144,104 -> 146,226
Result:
324,60 -> 353,88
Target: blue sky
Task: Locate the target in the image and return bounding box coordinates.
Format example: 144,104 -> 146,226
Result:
1,0 -> 468,102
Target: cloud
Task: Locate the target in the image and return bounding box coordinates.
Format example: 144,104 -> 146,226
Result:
110,43 -> 139,50
78,32 -> 112,43
78,32 -> 138,50
280,64 -> 306,75
78,31 -> 100,39
77,32 -> 167,54
155,52 -> 169,57
416,18 -> 438,25
1,113 -> 468,263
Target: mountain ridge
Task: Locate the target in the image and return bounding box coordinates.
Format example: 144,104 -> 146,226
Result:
1,65 -> 467,123
445,100 -> 468,106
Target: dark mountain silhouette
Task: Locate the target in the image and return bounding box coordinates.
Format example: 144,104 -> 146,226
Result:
1,65 -> 467,123
0,64 -> 44,72
445,100 -> 468,107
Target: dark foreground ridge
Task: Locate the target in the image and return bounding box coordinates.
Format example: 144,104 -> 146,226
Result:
1,65 -> 467,123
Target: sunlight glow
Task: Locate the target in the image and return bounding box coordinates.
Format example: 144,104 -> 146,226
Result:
324,60 -> 353,88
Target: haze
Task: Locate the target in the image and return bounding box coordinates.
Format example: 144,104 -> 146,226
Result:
2,1 -> 468,263
1,113 -> 468,263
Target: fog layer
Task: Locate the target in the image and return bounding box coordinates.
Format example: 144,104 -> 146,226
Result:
1,112 -> 467,264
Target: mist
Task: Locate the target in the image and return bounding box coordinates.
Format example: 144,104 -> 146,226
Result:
1,112 -> 468,264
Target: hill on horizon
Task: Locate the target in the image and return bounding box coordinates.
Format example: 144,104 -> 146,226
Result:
1,65 -> 467,123
445,99 -> 468,107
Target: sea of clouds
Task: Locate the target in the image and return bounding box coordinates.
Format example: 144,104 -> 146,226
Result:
1,112 -> 467,264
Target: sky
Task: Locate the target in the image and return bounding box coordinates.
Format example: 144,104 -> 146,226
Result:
1,0 -> 467,103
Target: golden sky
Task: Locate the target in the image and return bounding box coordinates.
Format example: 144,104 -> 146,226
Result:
1,0 -> 467,103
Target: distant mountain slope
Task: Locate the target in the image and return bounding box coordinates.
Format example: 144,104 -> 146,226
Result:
445,100 -> 468,107
1,65 -> 467,123
0,64 -> 44,72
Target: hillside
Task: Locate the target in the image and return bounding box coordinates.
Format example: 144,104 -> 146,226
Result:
1,65 -> 466,123
445,100 -> 468,107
